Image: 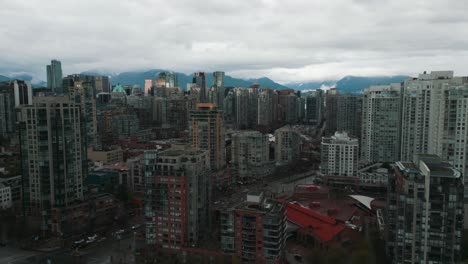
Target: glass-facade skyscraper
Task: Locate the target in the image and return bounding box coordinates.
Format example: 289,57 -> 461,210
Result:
46,59 -> 63,93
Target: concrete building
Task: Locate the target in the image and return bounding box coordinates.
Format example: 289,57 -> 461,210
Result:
321,131 -> 358,177
279,93 -> 298,125
0,80 -> 32,138
111,113 -> 139,140
248,85 -> 259,128
189,103 -> 226,171
297,96 -> 305,122
46,59 -> 63,93
400,71 -> 468,195
324,88 -> 339,135
336,94 -> 362,137
0,183 -> 12,210
0,175 -> 22,208
18,96 -> 86,231
193,72 -> 207,103
68,80 -> 98,147
233,88 -> 250,129
220,191 -> 286,263
357,163 -> 388,187
361,84 -> 402,163
231,131 -> 272,181
427,80 -> 468,195
50,193 -> 118,237
127,155 -> 145,195
257,88 -> 278,129
167,97 -> 197,133
212,71 -> 225,110
399,72 -> 452,161
305,90 -> 323,126
94,75 -> 110,93
87,146 -> 123,165
387,154 -> 463,264
144,145 -> 211,250
274,125 -> 300,166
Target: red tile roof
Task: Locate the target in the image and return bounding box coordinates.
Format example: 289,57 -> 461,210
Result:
286,202 -> 345,242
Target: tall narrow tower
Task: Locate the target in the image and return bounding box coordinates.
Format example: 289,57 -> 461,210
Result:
189,103 -> 226,171
46,60 -> 63,93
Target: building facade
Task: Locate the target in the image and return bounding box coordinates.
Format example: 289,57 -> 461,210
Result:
68,80 -> 98,147
336,94 -> 362,137
387,154 -> 463,264
324,88 -> 338,135
220,191 -> 286,264
193,72 -> 207,103
18,96 -> 86,231
144,146 -> 211,250
0,80 -> 33,138
46,59 -> 63,93
305,90 -> 323,126
361,84 -> 402,163
274,125 -> 300,166
400,71 -> 468,195
231,131 -> 272,181
257,88 -> 278,129
189,103 -> 226,171
321,131 -> 358,177
0,183 -> 12,210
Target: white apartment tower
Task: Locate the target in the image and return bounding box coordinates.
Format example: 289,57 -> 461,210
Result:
400,71 -> 468,196
321,131 -> 358,177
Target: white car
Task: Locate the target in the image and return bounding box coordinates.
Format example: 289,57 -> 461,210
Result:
87,234 -> 98,240
114,229 -> 125,236
74,239 -> 85,244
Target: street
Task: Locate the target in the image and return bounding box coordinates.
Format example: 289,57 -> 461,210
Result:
0,227 -> 140,264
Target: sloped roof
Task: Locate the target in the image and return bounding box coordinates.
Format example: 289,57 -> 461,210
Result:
112,85 -> 126,93
349,195 -> 374,210
286,202 -> 345,242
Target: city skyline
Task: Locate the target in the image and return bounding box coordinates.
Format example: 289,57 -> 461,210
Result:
2,0 -> 468,83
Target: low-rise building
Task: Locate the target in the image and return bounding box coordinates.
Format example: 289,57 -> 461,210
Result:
0,183 -> 12,210
50,193 -> 119,237
357,163 -> 389,187
0,175 -> 22,207
87,146 -> 123,165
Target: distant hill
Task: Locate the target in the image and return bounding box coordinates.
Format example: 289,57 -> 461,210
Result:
80,70 -> 289,90
287,75 -> 410,94
287,80 -> 337,90
336,75 -> 410,94
1,70 -> 411,93
0,74 -> 46,87
0,75 -> 10,82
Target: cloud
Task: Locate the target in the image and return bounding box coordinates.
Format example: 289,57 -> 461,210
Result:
0,0 -> 467,83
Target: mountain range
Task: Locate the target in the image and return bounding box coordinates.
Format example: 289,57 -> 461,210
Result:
0,74 -> 46,87
287,75 -> 411,94
81,70 -> 290,90
1,70 -> 411,94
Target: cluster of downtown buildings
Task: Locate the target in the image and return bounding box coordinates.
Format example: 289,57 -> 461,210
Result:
0,61 -> 467,263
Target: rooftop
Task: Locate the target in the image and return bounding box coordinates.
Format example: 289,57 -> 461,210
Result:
397,154 -> 461,179
286,202 -> 345,242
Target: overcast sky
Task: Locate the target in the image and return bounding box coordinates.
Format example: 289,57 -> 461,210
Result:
1,0 -> 468,83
